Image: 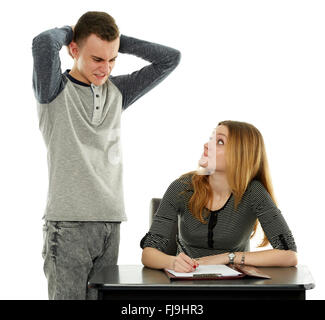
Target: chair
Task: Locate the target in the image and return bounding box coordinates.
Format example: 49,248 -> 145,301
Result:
149,198 -> 178,255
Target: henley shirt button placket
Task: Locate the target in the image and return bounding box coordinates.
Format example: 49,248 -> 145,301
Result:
96,92 -> 99,109
91,84 -> 101,124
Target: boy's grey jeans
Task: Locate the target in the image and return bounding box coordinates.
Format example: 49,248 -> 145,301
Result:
42,221 -> 120,300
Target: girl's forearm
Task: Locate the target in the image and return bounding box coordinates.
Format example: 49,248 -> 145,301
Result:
198,249 -> 297,267
141,247 -> 174,270
235,249 -> 298,267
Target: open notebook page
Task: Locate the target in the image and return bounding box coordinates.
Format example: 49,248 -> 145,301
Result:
166,264 -> 242,278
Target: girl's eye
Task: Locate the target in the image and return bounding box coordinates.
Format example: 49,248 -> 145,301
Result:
217,139 -> 224,145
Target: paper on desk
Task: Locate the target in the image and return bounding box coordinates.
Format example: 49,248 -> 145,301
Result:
166,264 -> 242,277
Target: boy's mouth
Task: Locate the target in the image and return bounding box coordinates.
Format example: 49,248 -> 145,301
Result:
94,73 -> 106,80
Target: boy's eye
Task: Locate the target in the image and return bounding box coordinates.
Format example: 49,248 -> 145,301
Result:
93,58 -> 116,62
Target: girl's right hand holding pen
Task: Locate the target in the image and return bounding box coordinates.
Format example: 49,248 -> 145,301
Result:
171,252 -> 199,273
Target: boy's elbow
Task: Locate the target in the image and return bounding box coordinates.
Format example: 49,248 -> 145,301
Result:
32,31 -> 52,48
170,50 -> 181,70
163,50 -> 181,71
173,50 -> 181,66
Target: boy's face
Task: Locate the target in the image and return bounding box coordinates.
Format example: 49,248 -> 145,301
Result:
69,34 -> 120,86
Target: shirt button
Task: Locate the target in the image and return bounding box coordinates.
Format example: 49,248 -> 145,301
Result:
96,94 -> 99,98
96,106 -> 99,110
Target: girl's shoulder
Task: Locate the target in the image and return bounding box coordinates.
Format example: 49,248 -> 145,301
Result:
247,179 -> 265,192
246,179 -> 274,208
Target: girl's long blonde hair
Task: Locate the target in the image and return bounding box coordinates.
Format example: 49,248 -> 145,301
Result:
180,120 -> 276,247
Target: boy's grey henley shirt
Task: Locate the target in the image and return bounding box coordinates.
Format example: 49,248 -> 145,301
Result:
32,26 -> 181,222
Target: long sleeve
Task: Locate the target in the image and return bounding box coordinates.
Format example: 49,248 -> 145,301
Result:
32,26 -> 73,104
110,34 -> 181,110
140,178 -> 185,253
249,180 -> 297,252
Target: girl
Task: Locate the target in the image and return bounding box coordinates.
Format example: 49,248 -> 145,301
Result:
140,120 -> 297,272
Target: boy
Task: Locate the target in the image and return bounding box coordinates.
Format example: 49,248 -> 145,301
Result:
32,11 -> 181,300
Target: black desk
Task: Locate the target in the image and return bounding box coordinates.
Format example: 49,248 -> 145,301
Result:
88,264 -> 315,301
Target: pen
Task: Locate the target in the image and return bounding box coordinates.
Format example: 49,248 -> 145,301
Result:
176,235 -> 198,269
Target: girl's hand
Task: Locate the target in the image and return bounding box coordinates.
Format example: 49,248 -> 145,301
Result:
172,252 -> 199,273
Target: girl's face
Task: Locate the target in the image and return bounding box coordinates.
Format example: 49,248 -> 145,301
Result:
198,125 -> 228,175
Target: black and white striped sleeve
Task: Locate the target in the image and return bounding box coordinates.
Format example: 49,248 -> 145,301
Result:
249,180 -> 297,252
140,178 -> 184,253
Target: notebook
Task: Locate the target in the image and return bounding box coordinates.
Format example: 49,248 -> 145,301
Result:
164,264 -> 271,280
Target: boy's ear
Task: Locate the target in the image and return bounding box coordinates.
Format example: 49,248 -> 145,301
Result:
67,41 -> 79,59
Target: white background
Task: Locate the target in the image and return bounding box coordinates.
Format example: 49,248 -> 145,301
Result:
0,0 -> 324,300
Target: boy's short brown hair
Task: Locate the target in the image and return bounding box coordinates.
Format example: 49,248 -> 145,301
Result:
73,11 -> 119,47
